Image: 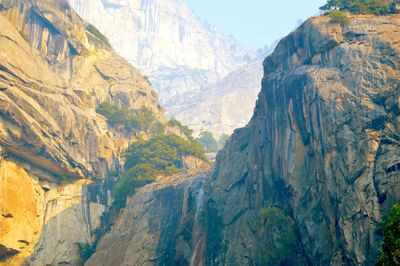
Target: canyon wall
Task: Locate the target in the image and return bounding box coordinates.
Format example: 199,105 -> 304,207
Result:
0,0 -> 164,264
206,14 -> 400,265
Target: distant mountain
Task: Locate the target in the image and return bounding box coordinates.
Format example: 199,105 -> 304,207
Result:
174,46 -> 277,137
69,0 -> 254,104
68,0 -> 267,137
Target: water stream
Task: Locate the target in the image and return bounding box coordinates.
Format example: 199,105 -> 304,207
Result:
190,176 -> 206,266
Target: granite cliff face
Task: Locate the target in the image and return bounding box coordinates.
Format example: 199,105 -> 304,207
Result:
207,14 -> 400,265
86,156 -> 210,266
67,0 -> 255,107
81,14 -> 400,266
1,1 -> 399,265
67,0 -> 268,137
0,0 -> 164,264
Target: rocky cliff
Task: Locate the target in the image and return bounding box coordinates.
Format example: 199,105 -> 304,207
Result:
2,3 -> 399,265
84,14 -> 399,266
0,0 -> 165,264
207,14 -> 400,265
67,0 -> 255,106
86,156 -> 210,266
67,0 -> 268,137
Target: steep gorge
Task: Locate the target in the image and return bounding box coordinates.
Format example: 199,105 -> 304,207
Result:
0,1 -> 399,265
67,0 -> 269,138
86,14 -> 400,266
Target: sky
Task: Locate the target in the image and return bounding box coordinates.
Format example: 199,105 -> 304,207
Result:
186,0 -> 326,50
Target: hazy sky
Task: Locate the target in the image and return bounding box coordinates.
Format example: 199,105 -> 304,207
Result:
186,0 -> 326,50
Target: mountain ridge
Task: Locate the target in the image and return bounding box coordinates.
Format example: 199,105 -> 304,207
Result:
68,0 -> 270,137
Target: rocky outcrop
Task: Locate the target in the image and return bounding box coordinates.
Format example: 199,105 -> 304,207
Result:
206,14 -> 400,265
0,158 -> 103,265
86,156 -> 210,266
67,0 -> 270,137
0,0 -> 165,264
67,0 -> 255,107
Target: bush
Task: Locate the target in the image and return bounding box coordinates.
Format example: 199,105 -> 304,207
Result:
377,203 -> 400,265
86,24 -> 111,47
167,118 -> 194,139
329,10 -> 350,25
112,134 -> 207,210
19,31 -> 30,43
320,0 -> 393,15
124,134 -> 207,170
112,163 -> 159,210
96,102 -> 161,134
77,242 -> 94,265
218,134 -> 230,149
259,207 -> 298,266
196,131 -> 218,153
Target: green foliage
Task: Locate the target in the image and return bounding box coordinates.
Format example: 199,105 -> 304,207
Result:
57,174 -> 70,184
167,118 -> 194,139
96,102 -> 162,134
259,207 -> 298,266
320,0 -> 393,15
218,134 -> 230,149
329,10 -> 350,25
86,24 -> 111,47
112,134 -> 207,210
196,131 -> 218,153
377,203 -> 400,265
124,134 -> 207,169
77,242 -> 94,265
19,31 -> 30,43
112,163 -> 158,210
143,75 -> 152,85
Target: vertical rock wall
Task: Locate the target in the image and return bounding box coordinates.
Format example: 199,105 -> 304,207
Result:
206,15 -> 400,266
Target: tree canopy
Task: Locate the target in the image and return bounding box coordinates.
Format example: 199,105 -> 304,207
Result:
320,0 -> 394,15
112,134 -> 207,209
197,131 -> 218,153
96,102 -> 164,134
377,203 -> 400,265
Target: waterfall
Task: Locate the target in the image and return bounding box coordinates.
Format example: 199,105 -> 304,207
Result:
190,175 -> 206,266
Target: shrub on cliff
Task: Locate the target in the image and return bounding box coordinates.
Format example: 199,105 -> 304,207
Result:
196,131 -> 218,153
96,102 -> 163,134
377,203 -> 400,265
258,207 -> 298,265
112,134 -> 207,209
77,242 -> 94,265
86,24 -> 111,47
112,163 -> 160,210
329,10 -> 350,25
218,133 -> 230,149
124,134 -> 207,170
320,0 -> 393,15
167,117 -> 194,139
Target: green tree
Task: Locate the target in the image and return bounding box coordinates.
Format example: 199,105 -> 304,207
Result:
377,203 -> 400,265
218,134 -> 230,149
96,102 -> 160,134
167,118 -> 194,139
259,207 -> 298,266
113,134 -> 207,210
197,131 -> 218,153
329,10 -> 350,25
77,242 -> 94,265
86,24 -> 110,47
320,0 -> 392,15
